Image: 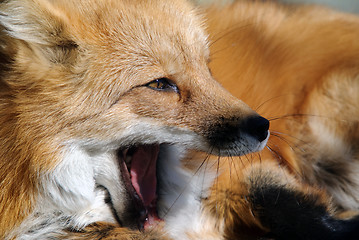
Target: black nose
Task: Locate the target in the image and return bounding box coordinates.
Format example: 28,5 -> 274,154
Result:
243,116 -> 270,142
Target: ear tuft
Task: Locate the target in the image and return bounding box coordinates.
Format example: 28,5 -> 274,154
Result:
1,0 -> 69,43
0,0 -> 78,64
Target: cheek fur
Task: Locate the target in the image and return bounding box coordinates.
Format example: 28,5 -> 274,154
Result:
123,88 -> 183,120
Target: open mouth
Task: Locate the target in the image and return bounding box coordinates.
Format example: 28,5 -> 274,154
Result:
117,144 -> 162,230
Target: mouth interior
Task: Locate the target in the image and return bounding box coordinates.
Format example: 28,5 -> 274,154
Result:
118,144 -> 161,229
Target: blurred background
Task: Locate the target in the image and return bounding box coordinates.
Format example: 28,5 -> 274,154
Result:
195,0 -> 359,13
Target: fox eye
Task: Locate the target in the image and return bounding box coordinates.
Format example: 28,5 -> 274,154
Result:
145,78 -> 178,92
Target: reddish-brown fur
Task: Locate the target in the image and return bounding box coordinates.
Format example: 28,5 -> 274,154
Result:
0,0 -> 258,239
205,1 -> 359,238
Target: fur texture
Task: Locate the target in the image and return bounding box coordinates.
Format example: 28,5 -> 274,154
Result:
0,0 -> 268,239
205,1 -> 359,239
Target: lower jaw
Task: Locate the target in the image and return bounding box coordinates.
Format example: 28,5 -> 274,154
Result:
144,204 -> 163,230
117,144 -> 162,230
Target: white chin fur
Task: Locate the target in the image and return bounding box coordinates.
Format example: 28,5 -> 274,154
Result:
156,145 -> 218,239
11,142 -> 215,239
10,120 -> 267,239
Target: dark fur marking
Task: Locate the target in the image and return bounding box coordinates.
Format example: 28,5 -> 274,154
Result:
249,184 -> 359,240
206,116 -> 243,148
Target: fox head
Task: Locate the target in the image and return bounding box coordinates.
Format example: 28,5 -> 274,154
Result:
0,0 -> 269,237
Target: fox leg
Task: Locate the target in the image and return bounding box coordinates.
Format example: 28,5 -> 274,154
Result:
207,160 -> 359,240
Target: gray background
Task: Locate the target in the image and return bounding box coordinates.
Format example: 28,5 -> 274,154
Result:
195,0 -> 359,13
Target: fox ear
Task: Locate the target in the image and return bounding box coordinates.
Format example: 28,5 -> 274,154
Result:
0,0 -> 78,64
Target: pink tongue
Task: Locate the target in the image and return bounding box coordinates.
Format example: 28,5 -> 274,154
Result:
130,145 -> 159,207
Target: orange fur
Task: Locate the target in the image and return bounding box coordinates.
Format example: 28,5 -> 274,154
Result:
0,0 -> 266,239
205,1 -> 359,238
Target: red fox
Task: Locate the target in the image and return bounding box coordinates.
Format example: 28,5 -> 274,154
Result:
0,0 -> 358,239
0,0 -> 268,239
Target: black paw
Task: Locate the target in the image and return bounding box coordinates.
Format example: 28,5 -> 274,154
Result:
248,175 -> 359,240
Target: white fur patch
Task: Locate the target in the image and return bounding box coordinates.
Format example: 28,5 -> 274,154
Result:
156,145 -> 219,239
9,115 -> 263,239
8,145 -> 118,239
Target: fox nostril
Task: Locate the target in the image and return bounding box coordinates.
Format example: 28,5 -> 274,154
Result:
243,116 -> 270,142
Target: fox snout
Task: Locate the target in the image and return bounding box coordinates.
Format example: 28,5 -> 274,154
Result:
208,115 -> 269,146
204,113 -> 270,156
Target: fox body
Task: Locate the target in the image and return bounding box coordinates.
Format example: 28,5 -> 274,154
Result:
0,0 -> 359,239
205,2 -> 359,239
0,0 -> 269,239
